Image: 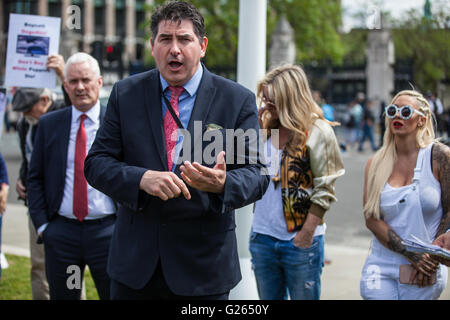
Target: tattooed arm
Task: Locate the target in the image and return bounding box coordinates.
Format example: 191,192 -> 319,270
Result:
431,142 -> 450,266
366,218 -> 438,278
432,142 -> 450,237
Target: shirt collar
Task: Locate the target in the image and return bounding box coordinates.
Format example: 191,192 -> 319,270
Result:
160,63 -> 203,97
72,100 -> 101,124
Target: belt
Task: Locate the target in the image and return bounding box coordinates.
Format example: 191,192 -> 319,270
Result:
57,214 -> 116,225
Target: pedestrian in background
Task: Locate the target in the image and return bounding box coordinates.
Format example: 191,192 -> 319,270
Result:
358,100 -> 378,152
426,92 -> 444,137
250,64 -> 345,300
344,98 -> 363,150
378,100 -> 386,148
0,89 -> 7,138
0,152 -> 9,283
360,90 -> 449,300
445,109 -> 450,140
312,90 -> 335,122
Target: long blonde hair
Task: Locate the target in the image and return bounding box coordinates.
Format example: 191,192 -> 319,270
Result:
364,90 -> 435,219
257,64 -> 337,153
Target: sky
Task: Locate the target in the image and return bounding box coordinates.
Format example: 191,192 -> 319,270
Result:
341,0 -> 427,32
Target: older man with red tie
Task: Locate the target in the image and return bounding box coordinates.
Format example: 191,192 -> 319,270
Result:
27,52 -> 116,300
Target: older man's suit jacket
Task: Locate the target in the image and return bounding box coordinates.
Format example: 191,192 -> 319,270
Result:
27,105 -> 107,233
84,66 -> 269,296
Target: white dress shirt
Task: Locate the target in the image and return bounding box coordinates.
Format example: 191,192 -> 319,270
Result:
37,102 -> 115,235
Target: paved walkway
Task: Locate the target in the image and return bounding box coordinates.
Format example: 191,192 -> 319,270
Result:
2,203 -> 449,300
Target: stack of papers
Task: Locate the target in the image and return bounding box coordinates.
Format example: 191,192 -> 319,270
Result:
402,234 -> 450,260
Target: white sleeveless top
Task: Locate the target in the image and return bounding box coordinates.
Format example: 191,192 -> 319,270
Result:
379,143 -> 442,245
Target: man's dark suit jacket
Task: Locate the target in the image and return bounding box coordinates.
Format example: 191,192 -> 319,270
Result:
84,66 -> 270,296
16,99 -> 67,202
27,104 -> 107,235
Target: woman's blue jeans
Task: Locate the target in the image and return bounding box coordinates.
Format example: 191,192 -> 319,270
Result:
249,232 -> 324,300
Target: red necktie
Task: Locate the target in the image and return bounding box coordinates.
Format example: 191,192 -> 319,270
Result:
73,114 -> 88,221
164,86 -> 184,171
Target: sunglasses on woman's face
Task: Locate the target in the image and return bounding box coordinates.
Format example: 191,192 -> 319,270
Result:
262,96 -> 275,106
385,104 -> 425,120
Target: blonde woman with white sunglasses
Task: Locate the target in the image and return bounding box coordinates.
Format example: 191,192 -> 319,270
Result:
360,90 -> 449,299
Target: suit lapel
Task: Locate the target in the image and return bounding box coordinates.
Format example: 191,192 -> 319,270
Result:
59,107 -> 72,190
144,71 -> 167,169
186,66 -> 216,133
180,67 -> 216,165
99,104 -> 106,123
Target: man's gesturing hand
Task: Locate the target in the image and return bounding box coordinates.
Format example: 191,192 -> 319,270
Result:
180,151 -> 226,194
139,170 -> 191,201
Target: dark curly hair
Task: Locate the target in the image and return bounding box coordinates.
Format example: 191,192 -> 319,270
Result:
151,1 -> 205,43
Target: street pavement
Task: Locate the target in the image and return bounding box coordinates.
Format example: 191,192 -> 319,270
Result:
0,130 -> 448,300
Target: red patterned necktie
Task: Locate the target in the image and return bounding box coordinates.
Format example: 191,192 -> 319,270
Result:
73,114 -> 88,221
164,86 -> 184,171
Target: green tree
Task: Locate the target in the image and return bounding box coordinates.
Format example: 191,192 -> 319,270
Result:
391,2 -> 450,92
339,0 -> 449,92
340,29 -> 367,66
268,0 -> 344,65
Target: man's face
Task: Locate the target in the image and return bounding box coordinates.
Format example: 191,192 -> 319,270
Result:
151,19 -> 208,87
64,61 -> 102,112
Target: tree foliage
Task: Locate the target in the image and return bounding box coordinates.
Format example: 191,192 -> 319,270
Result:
340,0 -> 450,92
268,0 -> 344,65
391,4 -> 450,92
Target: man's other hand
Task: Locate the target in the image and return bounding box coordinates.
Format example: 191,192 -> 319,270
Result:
139,170 -> 191,201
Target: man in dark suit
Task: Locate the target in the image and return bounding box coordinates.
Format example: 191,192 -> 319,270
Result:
84,1 -> 269,300
27,52 -> 116,300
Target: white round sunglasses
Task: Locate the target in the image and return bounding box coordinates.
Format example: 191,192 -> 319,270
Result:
385,104 -> 425,120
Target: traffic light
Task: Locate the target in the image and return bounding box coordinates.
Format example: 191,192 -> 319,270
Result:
104,43 -> 124,79
90,41 -> 103,68
106,45 -> 115,62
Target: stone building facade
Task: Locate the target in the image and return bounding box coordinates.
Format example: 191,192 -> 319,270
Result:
1,0 -> 153,84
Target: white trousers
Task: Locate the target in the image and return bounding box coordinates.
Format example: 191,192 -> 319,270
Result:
360,248 -> 448,300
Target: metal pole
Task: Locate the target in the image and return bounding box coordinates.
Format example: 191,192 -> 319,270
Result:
234,0 -> 266,271
237,0 -> 266,93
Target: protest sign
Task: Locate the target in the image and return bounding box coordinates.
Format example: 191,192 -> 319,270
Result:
5,14 -> 61,89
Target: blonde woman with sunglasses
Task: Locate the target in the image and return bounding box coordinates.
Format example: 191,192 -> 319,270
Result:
249,65 -> 345,300
360,90 -> 450,299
